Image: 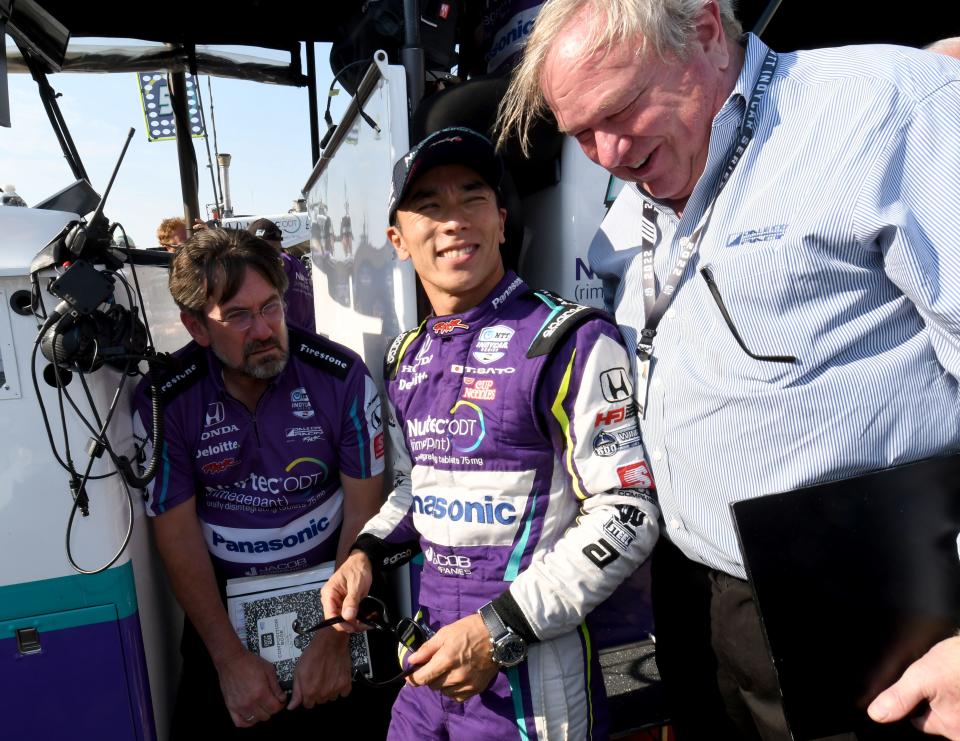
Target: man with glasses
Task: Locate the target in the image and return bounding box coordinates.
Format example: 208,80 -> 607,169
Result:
247,217 -> 316,332
498,0 -> 960,737
321,127 -> 660,739
132,228 -> 393,738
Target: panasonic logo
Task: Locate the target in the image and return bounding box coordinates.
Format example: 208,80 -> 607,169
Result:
412,494 -> 516,524
210,517 -> 330,554
491,276 -> 523,309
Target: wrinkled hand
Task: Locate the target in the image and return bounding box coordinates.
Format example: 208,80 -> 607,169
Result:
320,551 -> 373,632
406,614 -> 499,702
215,649 -> 286,727
288,628 -> 353,709
868,635 -> 960,739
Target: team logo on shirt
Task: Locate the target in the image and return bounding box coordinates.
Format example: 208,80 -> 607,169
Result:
595,403 -> 637,428
599,368 -> 633,402
285,425 -> 325,443
433,318 -> 469,335
290,387 -> 315,419
205,402 -> 225,427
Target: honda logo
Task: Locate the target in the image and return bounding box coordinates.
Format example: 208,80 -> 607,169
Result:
600,367 -> 633,402
205,402 -> 225,427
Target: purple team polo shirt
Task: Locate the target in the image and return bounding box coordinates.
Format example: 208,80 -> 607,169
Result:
133,327 -> 384,578
282,252 -> 315,332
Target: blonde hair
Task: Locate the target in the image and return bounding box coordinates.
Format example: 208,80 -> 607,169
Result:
497,0 -> 742,154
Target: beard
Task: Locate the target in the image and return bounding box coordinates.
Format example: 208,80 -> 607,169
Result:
213,336 -> 289,380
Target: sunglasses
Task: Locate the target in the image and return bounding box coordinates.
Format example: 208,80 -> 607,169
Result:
292,595 -> 433,687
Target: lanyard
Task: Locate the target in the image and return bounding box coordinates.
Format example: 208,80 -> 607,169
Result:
635,49 -> 779,362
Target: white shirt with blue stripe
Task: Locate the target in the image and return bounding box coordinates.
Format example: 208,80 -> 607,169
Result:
589,33 -> 960,578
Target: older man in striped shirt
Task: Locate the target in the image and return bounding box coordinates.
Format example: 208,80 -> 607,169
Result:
500,0 -> 960,738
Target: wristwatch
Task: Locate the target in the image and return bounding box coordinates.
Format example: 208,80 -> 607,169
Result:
478,601 -> 527,668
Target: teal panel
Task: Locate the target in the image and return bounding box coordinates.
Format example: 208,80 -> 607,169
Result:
1,603 -> 119,639
0,561 -> 139,629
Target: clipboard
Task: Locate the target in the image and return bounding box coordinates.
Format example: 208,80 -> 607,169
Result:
731,454 -> 960,740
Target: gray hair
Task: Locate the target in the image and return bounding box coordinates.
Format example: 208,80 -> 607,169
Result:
497,0 -> 742,154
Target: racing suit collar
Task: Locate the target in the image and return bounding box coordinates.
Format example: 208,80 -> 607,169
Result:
427,271 -> 527,337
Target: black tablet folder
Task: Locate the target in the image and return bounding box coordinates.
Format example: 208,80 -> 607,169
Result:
731,454 -> 960,740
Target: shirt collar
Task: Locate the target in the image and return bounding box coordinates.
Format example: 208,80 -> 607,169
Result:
715,32 -> 773,126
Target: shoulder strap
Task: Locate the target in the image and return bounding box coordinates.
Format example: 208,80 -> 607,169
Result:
525,289 -> 609,359
384,320 -> 428,380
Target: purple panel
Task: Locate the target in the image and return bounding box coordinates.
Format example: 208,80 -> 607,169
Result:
118,612 -> 158,741
0,618 -> 149,741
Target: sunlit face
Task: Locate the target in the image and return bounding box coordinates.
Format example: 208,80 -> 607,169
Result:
183,267 -> 289,380
542,4 -> 733,208
387,164 -> 506,315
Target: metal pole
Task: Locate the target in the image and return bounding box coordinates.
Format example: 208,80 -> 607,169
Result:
168,67 -> 200,233
401,0 -> 425,131
306,42 -> 321,166
752,0 -> 784,37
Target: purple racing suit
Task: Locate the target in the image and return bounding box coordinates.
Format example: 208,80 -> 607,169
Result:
133,327 -> 384,578
355,272 -> 660,740
282,251 -> 316,333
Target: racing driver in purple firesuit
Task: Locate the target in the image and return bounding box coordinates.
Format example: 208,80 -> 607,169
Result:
321,127 -> 660,739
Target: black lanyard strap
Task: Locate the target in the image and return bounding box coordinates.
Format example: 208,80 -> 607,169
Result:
636,49 -> 779,361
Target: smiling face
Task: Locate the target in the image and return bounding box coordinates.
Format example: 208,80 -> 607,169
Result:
387,163 -> 506,316
542,3 -> 739,211
182,266 -> 289,382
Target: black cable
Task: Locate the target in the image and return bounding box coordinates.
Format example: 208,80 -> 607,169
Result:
320,58 -> 382,150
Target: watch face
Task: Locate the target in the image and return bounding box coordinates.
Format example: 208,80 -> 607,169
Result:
494,635 -> 527,667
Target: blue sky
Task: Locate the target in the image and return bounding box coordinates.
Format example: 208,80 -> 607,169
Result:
1,42 -> 339,247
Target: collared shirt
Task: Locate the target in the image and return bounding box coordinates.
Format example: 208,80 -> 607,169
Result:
589,33 -> 960,578
282,252 -> 315,332
132,327 -> 384,578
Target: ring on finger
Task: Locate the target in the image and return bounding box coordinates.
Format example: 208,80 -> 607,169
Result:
244,714 -> 256,722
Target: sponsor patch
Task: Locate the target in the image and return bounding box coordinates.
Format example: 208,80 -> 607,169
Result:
725,223 -> 787,247
450,364 -> 515,375
201,457 -> 240,475
600,367 -> 633,402
374,432 -> 385,459
290,386 -> 315,420
197,439 -> 240,458
201,424 -> 240,441
617,461 -> 654,489
473,325 -> 514,365
603,517 -> 636,550
424,545 -> 473,576
285,426 -> 325,443
462,377 -> 496,402
433,318 -> 469,335
592,424 -> 642,457
205,402 -> 225,427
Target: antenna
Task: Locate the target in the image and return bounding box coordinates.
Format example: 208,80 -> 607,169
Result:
87,127 -> 134,230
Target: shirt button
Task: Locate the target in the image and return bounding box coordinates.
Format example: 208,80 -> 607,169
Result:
652,449 -> 663,461
665,308 -> 677,319
670,518 -> 682,530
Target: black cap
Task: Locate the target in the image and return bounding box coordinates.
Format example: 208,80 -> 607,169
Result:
388,127 -> 503,225
248,218 -> 283,242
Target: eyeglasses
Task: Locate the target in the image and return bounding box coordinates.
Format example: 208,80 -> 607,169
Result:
208,299 -> 285,332
292,595 -> 433,687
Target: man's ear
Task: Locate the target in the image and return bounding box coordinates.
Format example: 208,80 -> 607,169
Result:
181,310 -> 212,347
387,225 -> 411,261
498,207 -> 507,245
695,0 -> 729,65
